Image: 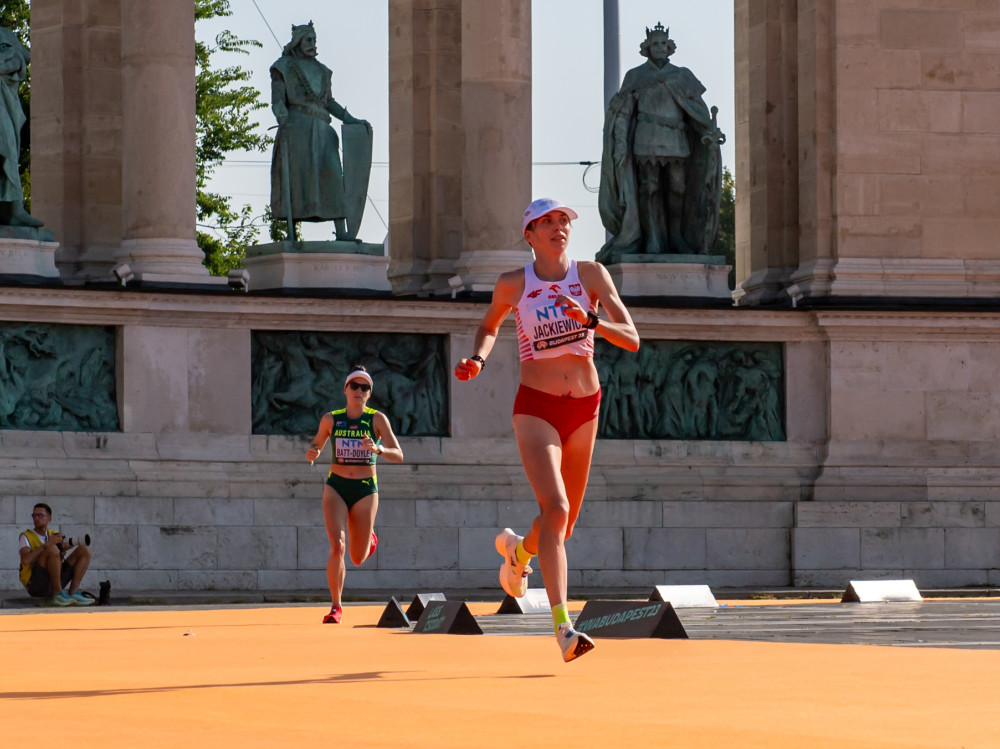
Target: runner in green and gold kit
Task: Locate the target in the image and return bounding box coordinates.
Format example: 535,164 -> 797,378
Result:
306,365 -> 403,623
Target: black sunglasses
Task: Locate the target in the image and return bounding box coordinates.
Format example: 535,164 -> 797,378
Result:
347,381 -> 371,392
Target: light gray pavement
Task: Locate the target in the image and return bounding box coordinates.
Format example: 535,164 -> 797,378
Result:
5,586 -> 999,609
7,588 -> 999,649
474,599 -> 1000,649
679,600 -> 1000,649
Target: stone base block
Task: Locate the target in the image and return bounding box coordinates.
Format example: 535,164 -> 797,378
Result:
0,234 -> 59,279
117,238 -> 212,280
244,240 -> 389,291
786,257 -> 1000,302
607,256 -> 732,299
132,273 -> 227,288
450,249 -> 534,294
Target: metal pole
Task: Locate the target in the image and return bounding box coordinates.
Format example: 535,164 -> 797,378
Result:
603,0 -> 620,243
603,0 -> 620,112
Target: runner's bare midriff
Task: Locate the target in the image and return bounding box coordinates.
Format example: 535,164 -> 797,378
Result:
329,464 -> 377,480
519,355 -> 599,398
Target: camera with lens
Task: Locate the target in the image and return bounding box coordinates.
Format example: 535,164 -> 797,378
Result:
64,533 -> 90,548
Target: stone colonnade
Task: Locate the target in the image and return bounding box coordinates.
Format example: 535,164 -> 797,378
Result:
30,0 -> 534,291
31,0 -> 207,283
27,2 -> 1000,299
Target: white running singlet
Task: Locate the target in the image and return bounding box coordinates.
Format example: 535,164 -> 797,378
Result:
514,261 -> 596,361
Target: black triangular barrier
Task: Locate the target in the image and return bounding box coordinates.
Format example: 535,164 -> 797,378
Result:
496,588 -> 549,614
406,592 -> 446,620
376,597 -> 411,628
573,600 -> 688,639
412,600 -> 483,635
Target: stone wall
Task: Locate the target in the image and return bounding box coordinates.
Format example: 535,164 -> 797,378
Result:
3,288 -> 1000,592
795,310 -> 1000,586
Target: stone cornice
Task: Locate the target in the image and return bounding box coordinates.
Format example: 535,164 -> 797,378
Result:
6,286 -> 1000,342
0,286 -> 490,333
812,309 -> 1000,341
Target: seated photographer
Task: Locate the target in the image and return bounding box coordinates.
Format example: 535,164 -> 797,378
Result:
18,503 -> 93,606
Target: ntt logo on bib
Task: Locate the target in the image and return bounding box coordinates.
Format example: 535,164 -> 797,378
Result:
335,437 -> 372,462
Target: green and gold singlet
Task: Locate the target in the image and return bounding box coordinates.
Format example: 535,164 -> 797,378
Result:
330,407 -> 380,466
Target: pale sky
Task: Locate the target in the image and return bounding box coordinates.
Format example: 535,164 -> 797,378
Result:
199,0 -> 735,260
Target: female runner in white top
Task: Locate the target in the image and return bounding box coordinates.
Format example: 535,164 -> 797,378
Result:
454,198 -> 639,661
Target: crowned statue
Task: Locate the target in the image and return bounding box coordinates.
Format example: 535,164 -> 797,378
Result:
598,23 -> 725,264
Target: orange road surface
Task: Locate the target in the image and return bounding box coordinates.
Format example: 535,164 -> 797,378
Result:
3,602 -> 999,748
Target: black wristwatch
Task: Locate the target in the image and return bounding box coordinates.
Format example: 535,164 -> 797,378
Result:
470,355 -> 486,368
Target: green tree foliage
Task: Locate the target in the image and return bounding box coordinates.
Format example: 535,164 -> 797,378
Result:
713,166 -> 736,289
195,0 -> 271,275
1,1 -> 31,210
264,205 -> 299,243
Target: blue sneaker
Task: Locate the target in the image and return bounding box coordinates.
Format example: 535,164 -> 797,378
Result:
51,592 -> 74,607
71,591 -> 94,606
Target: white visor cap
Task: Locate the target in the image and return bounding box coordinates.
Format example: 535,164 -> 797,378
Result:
522,198 -> 579,232
344,370 -> 374,388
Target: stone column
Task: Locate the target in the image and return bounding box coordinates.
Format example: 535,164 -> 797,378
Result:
784,0 -> 837,302
733,0 -> 799,306
29,0 -> 82,276
810,2 -> 1000,300
116,0 -> 208,281
77,3 -> 124,281
452,0 -> 532,293
30,1 -> 123,281
745,1 -> 1000,304
387,0 -> 464,296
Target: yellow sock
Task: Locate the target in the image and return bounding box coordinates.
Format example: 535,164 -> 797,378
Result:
514,540 -> 533,565
551,603 -> 571,634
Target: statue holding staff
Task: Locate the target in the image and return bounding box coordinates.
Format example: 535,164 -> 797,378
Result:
269,22 -> 372,242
